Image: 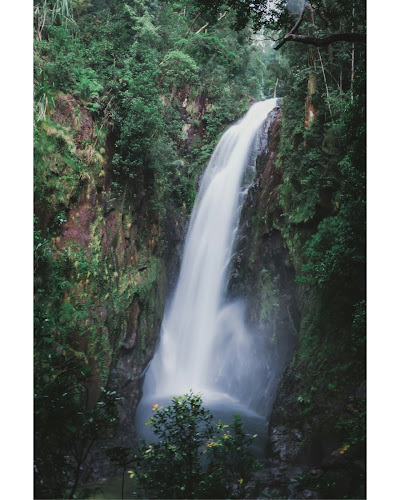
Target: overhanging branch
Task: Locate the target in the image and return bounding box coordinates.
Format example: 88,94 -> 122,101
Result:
273,1 -> 365,50
274,32 -> 366,50
274,1 -> 307,50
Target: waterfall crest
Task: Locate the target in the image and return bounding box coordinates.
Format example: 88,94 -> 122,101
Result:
139,99 -> 278,415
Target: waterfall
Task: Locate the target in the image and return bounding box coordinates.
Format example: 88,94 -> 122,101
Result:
138,99 -> 278,422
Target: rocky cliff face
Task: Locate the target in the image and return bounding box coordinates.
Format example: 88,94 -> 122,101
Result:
229,105 -> 300,419
44,95 -> 168,446
34,91 -> 204,484
230,103 -> 365,499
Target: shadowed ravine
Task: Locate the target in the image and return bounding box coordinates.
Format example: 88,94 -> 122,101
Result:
136,99 -> 278,447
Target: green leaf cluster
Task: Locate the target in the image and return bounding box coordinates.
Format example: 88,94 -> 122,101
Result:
129,392 -> 259,498
34,344 -> 120,499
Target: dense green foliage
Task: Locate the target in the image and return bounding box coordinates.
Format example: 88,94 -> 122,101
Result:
109,392 -> 259,498
275,14 -> 366,392
34,0 -> 278,214
34,342 -> 120,498
257,4 -> 365,497
195,0 -> 366,41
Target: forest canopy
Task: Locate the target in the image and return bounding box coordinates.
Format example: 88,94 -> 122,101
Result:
194,0 -> 366,48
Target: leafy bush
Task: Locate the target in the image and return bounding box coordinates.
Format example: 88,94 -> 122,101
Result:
161,50 -> 200,88
129,392 -> 259,499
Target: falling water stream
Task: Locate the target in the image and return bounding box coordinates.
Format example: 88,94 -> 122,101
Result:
136,99 -> 278,451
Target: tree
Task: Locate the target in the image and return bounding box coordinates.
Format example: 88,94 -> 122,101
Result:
34,345 -> 120,499
106,446 -> 137,500
194,0 -> 366,50
123,392 -> 259,499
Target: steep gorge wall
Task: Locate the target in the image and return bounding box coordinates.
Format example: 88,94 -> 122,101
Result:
232,102 -> 366,498
36,96 -> 164,447
34,92 -> 206,454
229,105 -> 300,419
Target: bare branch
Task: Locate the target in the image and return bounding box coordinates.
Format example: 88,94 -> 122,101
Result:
195,22 -> 209,34
185,12 -> 200,37
317,48 -> 332,118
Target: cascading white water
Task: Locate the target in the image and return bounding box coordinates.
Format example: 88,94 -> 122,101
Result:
138,99 -> 277,423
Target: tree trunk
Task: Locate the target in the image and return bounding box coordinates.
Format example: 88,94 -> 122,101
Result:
317,48 -> 332,118
121,469 -> 125,500
274,78 -> 279,98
